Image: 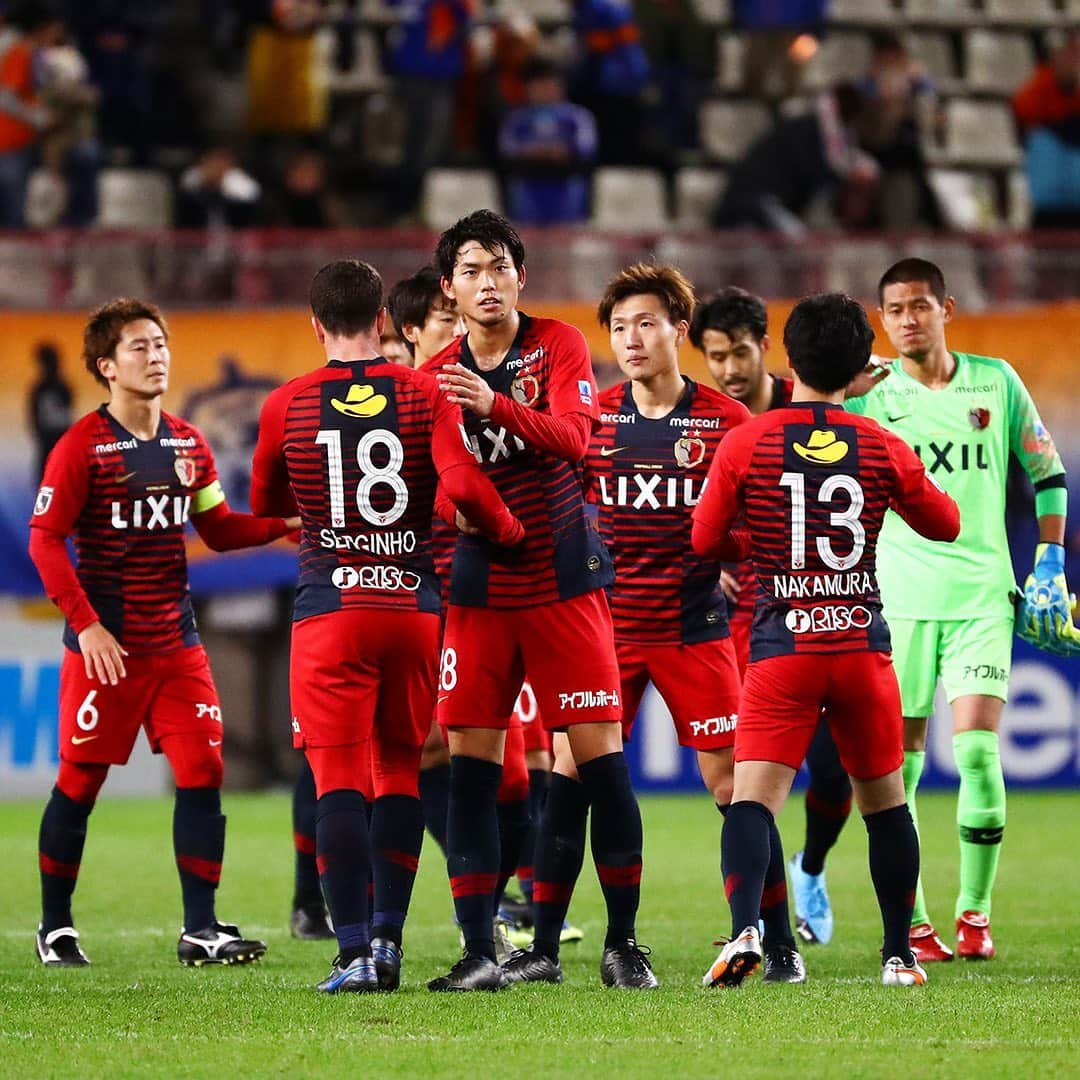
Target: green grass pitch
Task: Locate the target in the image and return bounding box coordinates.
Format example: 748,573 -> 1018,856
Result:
2,790 -> 1079,1078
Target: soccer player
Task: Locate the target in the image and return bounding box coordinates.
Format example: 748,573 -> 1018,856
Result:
693,292 -> 960,988
846,258 -> 1071,962
29,298 -> 297,968
251,259 -> 523,994
426,210 -> 649,992
691,286 -> 856,947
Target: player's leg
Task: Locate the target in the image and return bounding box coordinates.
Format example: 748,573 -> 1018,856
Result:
290,755 -> 333,939
495,716 -> 531,928
417,719 -> 450,855
941,615 -> 1012,960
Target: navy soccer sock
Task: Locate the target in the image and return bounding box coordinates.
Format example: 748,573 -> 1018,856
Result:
370,794 -> 424,947
495,797 -> 531,913
291,758 -> 322,910
518,768 -> 551,905
39,787 -> 94,933
761,819 -> 797,950
173,787 -> 225,932
418,762 -> 450,856
317,788 -> 373,963
865,804 -> 919,963
532,773 -> 589,960
721,800 -> 773,938
802,719 -> 852,876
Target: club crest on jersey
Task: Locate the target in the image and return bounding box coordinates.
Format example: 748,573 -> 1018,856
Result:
331,383 -> 388,418
173,455 -> 197,488
793,429 -> 849,465
673,431 -> 706,469
33,486 -> 54,515
968,407 -> 990,430
511,370 -> 540,407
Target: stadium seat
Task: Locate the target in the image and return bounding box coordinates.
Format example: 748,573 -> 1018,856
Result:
984,0 -> 1061,27
421,169 -> 503,230
24,168 -> 66,228
1007,168 -> 1032,230
964,30 -> 1037,96
97,169 -> 173,228
690,0 -> 730,24
0,239 -> 53,304
715,33 -> 746,93
493,0 -> 570,21
698,99 -> 772,163
904,0 -> 980,26
360,92 -> 407,168
800,32 -> 874,93
824,239 -> 895,300
935,99 -> 1022,168
926,168 -> 1001,230
674,167 -> 727,228
904,31 -> 961,93
591,168 -> 668,231
827,0 -> 895,26
327,29 -> 385,93
905,239 -> 986,309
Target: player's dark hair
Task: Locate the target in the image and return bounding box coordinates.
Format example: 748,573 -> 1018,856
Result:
309,259 -> 384,337
82,297 -> 168,388
387,266 -> 447,357
877,258 -> 947,305
597,263 -> 696,328
689,286 -> 768,349
783,293 -> 874,394
434,209 -> 525,280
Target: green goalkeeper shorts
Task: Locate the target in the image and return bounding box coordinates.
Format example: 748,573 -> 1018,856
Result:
888,616 -> 1014,718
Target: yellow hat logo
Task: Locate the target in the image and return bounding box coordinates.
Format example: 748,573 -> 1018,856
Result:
793,429 -> 849,465
331,383 -> 388,418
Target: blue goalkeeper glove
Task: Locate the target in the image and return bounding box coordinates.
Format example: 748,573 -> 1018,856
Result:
1015,543 -> 1080,656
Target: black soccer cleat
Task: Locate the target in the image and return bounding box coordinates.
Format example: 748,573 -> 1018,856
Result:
290,904 -> 334,941
427,953 -> 510,992
600,940 -> 659,989
371,937 -> 402,991
501,947 -> 564,984
36,926 -> 90,967
496,894 -> 533,931
316,954 -> 379,993
177,922 -> 267,966
763,945 -> 808,984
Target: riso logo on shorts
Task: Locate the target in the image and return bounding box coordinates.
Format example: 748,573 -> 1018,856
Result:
558,689 -> 619,710
689,714 -> 737,737
785,605 -> 872,634
332,565 -> 422,592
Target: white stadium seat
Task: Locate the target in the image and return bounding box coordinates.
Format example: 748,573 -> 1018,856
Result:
690,0 -> 730,24
937,99 -> 1022,168
964,30 -> 1037,96
984,0 -> 1061,27
421,169 -> 503,230
904,0 -> 980,26
904,31 -> 961,92
698,99 -> 772,163
800,32 -> 875,92
591,167 -> 668,231
97,169 -> 173,228
674,167 -> 727,228
827,0 -> 895,26
926,168 -> 1001,231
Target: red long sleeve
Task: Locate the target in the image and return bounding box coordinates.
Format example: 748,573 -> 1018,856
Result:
190,501 -> 294,551
250,384 -> 299,518
488,394 -> 593,463
691,439 -> 742,559
886,433 -> 961,543
439,462 -> 524,547
28,526 -> 100,635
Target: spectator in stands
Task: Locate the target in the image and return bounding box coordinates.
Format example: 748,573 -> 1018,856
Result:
268,149 -> 345,228
499,57 -> 597,226
0,1 -> 64,228
855,31 -> 940,229
713,84 -> 880,237
177,146 -> 262,228
27,340 -> 72,482
569,0 -> 650,165
732,0 -> 826,101
1013,31 -> 1080,229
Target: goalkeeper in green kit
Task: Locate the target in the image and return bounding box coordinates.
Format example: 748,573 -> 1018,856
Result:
846,257 -> 1076,963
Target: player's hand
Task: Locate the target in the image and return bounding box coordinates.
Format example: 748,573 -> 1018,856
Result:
438,364 -> 495,418
284,516 -> 301,530
719,570 -> 740,603
844,355 -> 891,399
455,511 -> 482,536
1014,543 -> 1080,655
77,621 -> 128,685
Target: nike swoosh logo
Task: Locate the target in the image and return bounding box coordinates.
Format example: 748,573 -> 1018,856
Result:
71,734 -> 98,745
886,414 -> 910,423
208,739 -> 222,747
114,470 -> 136,483
599,446 -> 628,457
437,695 -> 450,704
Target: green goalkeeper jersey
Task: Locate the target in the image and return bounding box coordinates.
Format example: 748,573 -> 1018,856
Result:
845,351 -> 1064,620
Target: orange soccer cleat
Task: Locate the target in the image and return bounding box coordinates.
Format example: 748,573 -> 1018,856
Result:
909,922 -> 955,963
956,911 -> 995,960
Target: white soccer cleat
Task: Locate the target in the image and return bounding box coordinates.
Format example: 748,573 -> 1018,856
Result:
881,954 -> 928,987
702,925 -> 762,988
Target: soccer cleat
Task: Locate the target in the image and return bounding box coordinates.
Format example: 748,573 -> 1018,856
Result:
497,894 -> 533,930
909,922 -> 954,963
316,954 -> 379,993
371,937 -> 402,990
762,945 -> 807,984
703,925 -> 762,988
600,940 -> 659,989
494,919 -> 514,965
956,911 -> 995,960
560,919 -> 584,945
506,917 -> 584,952
177,922 -> 267,966
789,851 -> 834,945
882,954 -> 928,987
36,926 -> 89,967
427,953 -> 510,992
501,947 -> 564,984
290,903 -> 334,941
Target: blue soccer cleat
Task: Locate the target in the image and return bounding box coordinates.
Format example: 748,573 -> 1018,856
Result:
788,851 -> 834,945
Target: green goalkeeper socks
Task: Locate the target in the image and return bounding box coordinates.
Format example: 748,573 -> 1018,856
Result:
953,730 -> 1006,919
901,750 -> 929,926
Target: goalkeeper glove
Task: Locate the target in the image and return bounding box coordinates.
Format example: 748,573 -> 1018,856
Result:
1015,543 -> 1080,656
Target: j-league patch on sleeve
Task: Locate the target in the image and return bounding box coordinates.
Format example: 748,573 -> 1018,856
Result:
578,380 -> 593,405
33,486 -> 54,515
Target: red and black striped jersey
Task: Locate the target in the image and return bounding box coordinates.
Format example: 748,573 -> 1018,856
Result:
252,358 -> 517,621
29,406 -> 220,654
423,313 -> 613,608
693,401 -> 960,661
586,378 -> 750,645
730,373 -> 793,628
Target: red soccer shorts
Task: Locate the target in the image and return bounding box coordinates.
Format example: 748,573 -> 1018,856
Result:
290,608 -> 440,753
617,637 -> 741,750
438,589 -> 621,731
729,615 -> 751,678
736,651 -> 904,781
514,680 -> 552,754
59,645 -> 222,766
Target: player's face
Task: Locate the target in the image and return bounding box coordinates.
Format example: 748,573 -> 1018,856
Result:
443,242 -> 524,328
701,327 -> 768,402
99,318 -> 170,399
380,333 -> 413,367
408,300 -> 464,365
608,294 -> 686,382
879,281 -> 953,360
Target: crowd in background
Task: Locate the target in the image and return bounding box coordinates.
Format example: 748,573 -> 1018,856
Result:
0,0 -> 1077,232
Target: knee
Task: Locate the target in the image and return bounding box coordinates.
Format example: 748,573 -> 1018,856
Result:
167,739 -> 224,790
56,760 -> 108,805
372,741 -> 421,799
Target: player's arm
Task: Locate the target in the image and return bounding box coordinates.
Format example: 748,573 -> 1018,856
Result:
884,430 -> 961,542
430,385 -> 525,547
690,438 -> 749,561
250,385 -> 299,518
